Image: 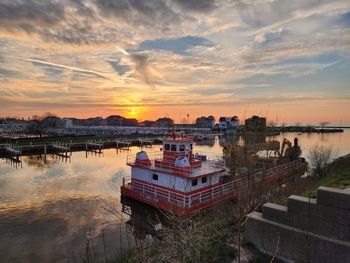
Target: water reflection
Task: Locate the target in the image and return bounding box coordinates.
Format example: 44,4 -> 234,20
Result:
0,196 -> 131,263
268,130 -> 350,160
121,197 -> 163,241
22,155 -> 57,170
2,157 -> 23,169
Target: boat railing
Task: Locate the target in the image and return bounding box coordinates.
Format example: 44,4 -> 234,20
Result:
193,151 -> 224,162
126,151 -> 163,164
122,158 -> 307,208
126,151 -> 224,176
126,151 -> 223,165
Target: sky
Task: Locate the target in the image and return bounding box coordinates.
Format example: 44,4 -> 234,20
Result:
0,0 -> 349,125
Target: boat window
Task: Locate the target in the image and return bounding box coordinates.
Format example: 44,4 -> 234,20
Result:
179,145 -> 185,151
164,144 -> 170,151
152,174 -> 158,181
171,144 -> 177,151
192,179 -> 198,186
201,177 -> 207,184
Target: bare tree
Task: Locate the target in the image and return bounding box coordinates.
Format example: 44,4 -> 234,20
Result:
308,145 -> 333,178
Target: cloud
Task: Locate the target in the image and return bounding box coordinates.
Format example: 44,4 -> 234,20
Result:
24,58 -> 109,80
0,0 -> 65,25
95,0 -> 182,29
107,61 -> 131,76
0,67 -> 20,78
130,53 -> 157,88
139,36 -> 214,55
0,0 -> 65,36
254,27 -> 285,44
172,0 -> 217,12
337,11 -> 350,27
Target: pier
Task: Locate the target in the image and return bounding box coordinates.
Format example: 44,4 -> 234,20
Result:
0,136 -> 164,161
116,139 -> 132,149
52,142 -> 71,158
3,144 -> 23,167
137,138 -> 154,148
86,140 -> 104,153
5,144 -> 22,159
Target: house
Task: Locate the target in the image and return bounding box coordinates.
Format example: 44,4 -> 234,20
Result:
245,115 -> 266,131
85,117 -> 104,126
139,120 -> 156,127
155,117 -> 174,127
62,118 -> 73,128
123,118 -> 138,127
195,116 -> 215,128
218,116 -> 239,130
106,115 -> 123,126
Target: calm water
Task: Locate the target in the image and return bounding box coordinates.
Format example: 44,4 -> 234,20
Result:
0,130 -> 349,262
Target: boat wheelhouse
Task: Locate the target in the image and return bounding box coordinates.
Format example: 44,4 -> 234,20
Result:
121,135 -> 231,214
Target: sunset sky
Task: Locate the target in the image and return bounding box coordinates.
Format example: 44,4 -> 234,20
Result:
0,0 -> 349,125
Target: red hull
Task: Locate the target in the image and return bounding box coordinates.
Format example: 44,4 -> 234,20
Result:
121,185 -> 236,215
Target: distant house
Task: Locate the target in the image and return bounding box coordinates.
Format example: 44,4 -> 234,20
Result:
155,117 -> 174,127
218,116 -> 239,130
62,118 -> 73,128
123,118 -> 138,127
0,119 -> 30,133
245,115 -> 266,131
85,117 -> 103,126
195,116 -> 215,128
41,116 -> 62,128
106,115 -> 123,126
139,120 -> 156,127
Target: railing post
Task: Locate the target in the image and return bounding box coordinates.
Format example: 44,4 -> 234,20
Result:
211,188 -> 214,199
122,177 -> 125,186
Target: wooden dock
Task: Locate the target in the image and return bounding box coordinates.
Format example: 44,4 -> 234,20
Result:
86,140 -> 104,153
52,142 -> 71,158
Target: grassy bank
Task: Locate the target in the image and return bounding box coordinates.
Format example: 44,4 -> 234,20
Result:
300,153 -> 350,198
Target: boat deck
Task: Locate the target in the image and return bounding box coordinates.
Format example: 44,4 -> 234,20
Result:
127,152 -> 225,178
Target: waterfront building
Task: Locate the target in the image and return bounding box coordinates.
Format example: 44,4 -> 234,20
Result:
245,115 -> 267,131
195,116 -> 215,128
218,116 -> 239,130
155,117 -> 174,127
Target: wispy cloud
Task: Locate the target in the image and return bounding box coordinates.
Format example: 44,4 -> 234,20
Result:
21,58 -> 110,80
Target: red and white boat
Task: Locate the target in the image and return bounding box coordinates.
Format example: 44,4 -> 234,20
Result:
121,135 -> 308,215
121,135 -> 233,215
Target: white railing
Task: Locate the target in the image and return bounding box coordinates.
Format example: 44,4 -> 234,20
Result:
126,151 -> 164,167
126,151 -> 223,165
123,158 -> 307,208
126,151 -> 225,176
194,151 -> 224,162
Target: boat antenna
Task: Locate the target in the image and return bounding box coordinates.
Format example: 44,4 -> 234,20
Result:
172,124 -> 176,140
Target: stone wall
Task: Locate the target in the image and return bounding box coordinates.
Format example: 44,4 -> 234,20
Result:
245,186 -> 350,263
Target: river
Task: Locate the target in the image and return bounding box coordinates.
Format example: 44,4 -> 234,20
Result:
0,130 -> 349,262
